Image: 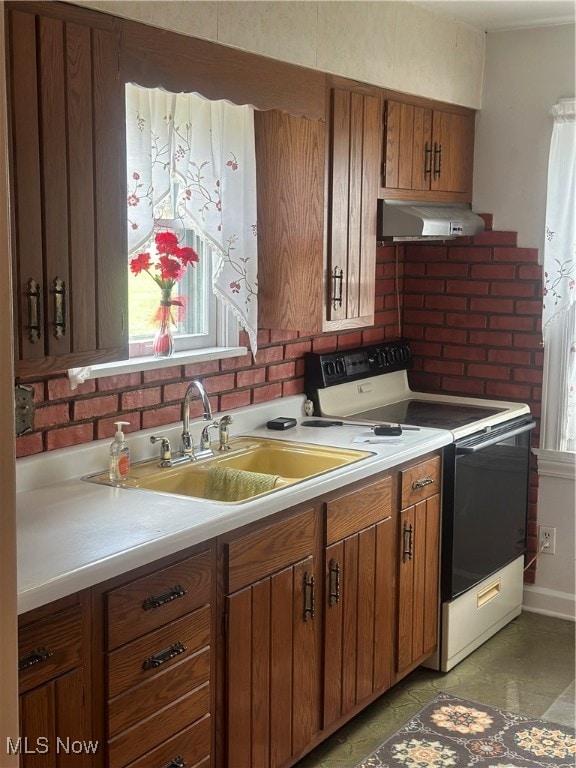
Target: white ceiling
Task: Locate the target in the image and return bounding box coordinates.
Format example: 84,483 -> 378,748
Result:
414,0 -> 576,32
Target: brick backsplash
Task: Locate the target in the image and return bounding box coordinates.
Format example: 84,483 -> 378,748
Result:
15,224 -> 543,578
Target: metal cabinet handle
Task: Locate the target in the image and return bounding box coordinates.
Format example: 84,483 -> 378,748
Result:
18,646 -> 54,671
303,572 -> 315,621
402,522 -> 413,562
433,142 -> 442,179
51,276 -> 66,339
160,756 -> 186,768
25,278 -> 41,343
412,476 -> 434,491
328,559 -> 340,607
424,142 -> 432,178
142,584 -> 186,611
331,266 -> 344,310
142,641 -> 187,671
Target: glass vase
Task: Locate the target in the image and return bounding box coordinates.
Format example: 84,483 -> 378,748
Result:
153,288 -> 174,358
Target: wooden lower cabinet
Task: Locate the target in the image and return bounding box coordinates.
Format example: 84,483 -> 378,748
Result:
225,508 -> 322,768
17,452 -> 443,768
323,476 -> 395,728
104,547 -> 214,768
17,594 -> 92,768
396,456 -> 442,679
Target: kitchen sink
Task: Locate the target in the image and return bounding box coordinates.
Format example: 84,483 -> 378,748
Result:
84,437 -> 373,504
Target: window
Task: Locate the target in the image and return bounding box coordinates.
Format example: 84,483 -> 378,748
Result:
125,84 -> 259,358
541,98 -> 576,453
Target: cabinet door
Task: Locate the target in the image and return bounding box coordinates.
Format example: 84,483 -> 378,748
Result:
255,109 -> 325,332
397,493 -> 441,677
323,516 -> 394,728
6,4 -> 127,375
19,668 -> 88,768
384,100 -> 432,192
430,110 -> 475,195
227,555 -> 321,768
327,88 -> 379,325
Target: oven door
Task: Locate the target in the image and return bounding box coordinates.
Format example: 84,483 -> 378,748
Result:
441,417 -> 536,601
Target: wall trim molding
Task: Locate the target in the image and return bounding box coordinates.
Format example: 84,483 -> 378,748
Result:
534,448 -> 576,480
522,584 -> 576,622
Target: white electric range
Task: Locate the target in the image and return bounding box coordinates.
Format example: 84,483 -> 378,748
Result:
305,340 -> 535,671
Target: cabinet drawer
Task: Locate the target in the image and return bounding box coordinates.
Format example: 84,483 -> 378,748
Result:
227,507 -> 317,593
18,604 -> 83,693
108,682 -> 210,768
326,476 -> 392,545
109,649 -> 210,736
108,605 -> 210,698
123,714 -> 211,768
401,455 -> 441,508
107,550 -> 211,649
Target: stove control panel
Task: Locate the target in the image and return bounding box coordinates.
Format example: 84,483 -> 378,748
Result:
304,339 -> 412,390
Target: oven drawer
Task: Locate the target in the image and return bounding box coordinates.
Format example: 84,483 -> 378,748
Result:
401,455 -> 441,508
441,557 -> 524,671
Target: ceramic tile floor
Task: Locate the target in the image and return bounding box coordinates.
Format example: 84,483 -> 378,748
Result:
295,611 -> 576,768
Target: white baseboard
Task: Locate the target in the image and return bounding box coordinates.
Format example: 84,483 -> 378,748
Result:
522,584 -> 576,621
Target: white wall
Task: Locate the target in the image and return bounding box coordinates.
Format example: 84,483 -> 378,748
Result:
77,0 -> 485,108
473,24 -> 575,253
473,23 -> 576,620
524,454 -> 576,621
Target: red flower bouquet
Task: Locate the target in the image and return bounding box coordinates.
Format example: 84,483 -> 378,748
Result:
130,231 -> 200,357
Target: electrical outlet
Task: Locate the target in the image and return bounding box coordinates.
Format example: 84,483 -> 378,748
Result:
538,525 -> 557,555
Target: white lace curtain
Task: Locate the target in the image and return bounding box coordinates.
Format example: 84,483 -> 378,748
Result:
126,84 -> 258,355
541,98 -> 576,452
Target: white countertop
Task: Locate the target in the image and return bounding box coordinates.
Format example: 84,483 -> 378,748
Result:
16,396 -> 451,614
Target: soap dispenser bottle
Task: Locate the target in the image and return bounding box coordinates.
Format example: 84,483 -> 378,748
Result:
109,421 -> 131,483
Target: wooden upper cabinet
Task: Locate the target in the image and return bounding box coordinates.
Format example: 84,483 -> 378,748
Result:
6,3 -> 128,376
255,109 -> 326,333
256,80 -> 380,333
326,86 -> 380,329
383,98 -> 475,202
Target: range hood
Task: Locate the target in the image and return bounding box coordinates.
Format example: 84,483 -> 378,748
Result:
378,200 -> 485,242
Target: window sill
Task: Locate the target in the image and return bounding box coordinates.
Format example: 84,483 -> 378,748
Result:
69,346 -> 248,383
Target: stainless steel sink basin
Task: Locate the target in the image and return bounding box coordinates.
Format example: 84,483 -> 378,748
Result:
84,437 -> 372,504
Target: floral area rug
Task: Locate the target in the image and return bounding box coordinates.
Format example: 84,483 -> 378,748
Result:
356,692 -> 576,768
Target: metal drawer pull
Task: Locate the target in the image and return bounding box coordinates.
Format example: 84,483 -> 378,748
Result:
25,278 -> 41,343
142,584 -> 187,611
424,142 -> 432,178
18,646 -> 54,671
142,641 -> 187,671
51,276 -> 66,339
160,755 -> 186,768
332,266 -> 344,309
412,475 -> 434,491
402,522 -> 413,562
328,559 -> 340,607
433,142 -> 442,179
303,572 -> 315,621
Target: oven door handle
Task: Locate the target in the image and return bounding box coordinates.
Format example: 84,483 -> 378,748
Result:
456,420 -> 535,454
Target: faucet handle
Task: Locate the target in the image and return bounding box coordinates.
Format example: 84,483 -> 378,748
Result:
218,415 -> 234,451
150,435 -> 172,465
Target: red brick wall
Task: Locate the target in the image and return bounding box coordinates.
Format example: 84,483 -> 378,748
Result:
15,220 -> 543,578
401,215 -> 543,582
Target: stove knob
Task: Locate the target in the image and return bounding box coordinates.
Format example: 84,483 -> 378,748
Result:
325,360 -> 336,378
335,359 -> 346,375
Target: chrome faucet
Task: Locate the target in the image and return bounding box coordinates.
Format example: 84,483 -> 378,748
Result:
182,379 -> 213,458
